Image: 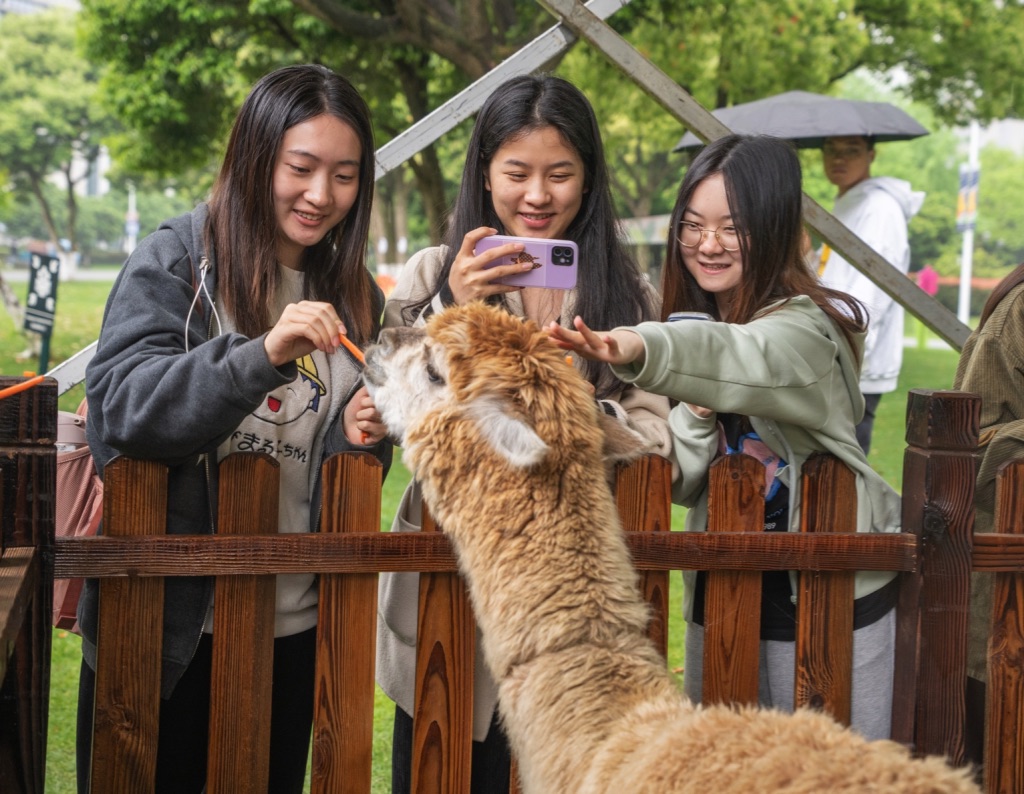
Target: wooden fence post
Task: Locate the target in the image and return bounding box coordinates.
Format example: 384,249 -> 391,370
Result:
206,453 -> 279,793
90,457 -> 167,793
0,374 -> 56,794
411,502 -> 474,794
313,452 -> 384,793
703,454 -> 764,706
795,454 -> 856,725
892,389 -> 978,763
616,455 -> 672,657
984,460 -> 1024,793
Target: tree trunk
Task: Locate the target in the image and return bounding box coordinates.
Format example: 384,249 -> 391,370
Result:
0,272 -> 23,326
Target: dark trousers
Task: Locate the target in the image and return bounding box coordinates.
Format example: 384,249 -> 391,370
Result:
77,627 -> 316,794
856,392 -> 884,456
965,676 -> 986,783
391,704 -> 512,794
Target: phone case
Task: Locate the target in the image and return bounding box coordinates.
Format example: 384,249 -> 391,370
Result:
476,235 -> 578,290
667,311 -> 714,322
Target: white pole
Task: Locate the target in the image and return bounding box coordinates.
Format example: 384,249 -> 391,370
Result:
126,182 -> 138,255
957,121 -> 980,325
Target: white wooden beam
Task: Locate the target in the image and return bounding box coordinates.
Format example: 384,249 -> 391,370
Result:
374,0 -> 631,179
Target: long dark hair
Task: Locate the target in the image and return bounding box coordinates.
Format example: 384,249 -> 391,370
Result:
207,64 -> 380,345
661,134 -> 865,352
979,262 -> 1024,330
410,73 -> 655,397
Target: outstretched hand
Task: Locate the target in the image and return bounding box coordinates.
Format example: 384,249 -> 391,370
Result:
546,316 -> 646,367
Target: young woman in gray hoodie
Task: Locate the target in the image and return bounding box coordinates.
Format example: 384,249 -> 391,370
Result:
77,64 -> 390,793
550,134 -> 903,742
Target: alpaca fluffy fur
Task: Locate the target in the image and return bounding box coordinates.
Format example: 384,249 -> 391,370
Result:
363,302 -> 978,794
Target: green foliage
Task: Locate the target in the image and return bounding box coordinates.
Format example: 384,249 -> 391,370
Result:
0,184 -> 194,265
560,1 -> 871,223
74,0 -> 1024,256
0,10 -> 119,251
859,0 -> 1024,124
973,146 -> 1024,270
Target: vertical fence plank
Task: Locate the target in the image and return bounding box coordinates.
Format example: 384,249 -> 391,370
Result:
90,457 -> 166,794
703,454 -> 764,705
411,504 -> 474,794
894,389 -> 978,763
312,452 -> 383,793
206,453 -> 279,794
985,461 -> 1024,794
0,375 -> 55,794
616,455 -> 672,656
795,454 -> 855,725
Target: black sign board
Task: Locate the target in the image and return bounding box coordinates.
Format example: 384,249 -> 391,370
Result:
24,253 -> 60,335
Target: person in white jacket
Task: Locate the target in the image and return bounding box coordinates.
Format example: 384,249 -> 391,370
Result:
818,135 -> 925,455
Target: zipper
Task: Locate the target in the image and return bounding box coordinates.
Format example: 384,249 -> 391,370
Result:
188,255 -> 218,665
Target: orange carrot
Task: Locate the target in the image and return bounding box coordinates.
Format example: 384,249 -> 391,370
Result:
0,374 -> 45,401
338,334 -> 365,365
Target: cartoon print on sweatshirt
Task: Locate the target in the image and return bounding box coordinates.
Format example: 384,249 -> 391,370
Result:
252,353 -> 327,426
717,419 -> 787,501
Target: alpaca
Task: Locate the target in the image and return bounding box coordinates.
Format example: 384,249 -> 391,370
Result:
363,302 -> 979,794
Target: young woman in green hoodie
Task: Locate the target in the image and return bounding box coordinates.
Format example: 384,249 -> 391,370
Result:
550,133 -> 903,741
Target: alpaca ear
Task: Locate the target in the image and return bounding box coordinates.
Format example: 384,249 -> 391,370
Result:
599,411 -> 654,465
468,397 -> 549,468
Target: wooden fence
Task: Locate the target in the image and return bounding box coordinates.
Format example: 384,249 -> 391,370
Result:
2,377 -> 1023,792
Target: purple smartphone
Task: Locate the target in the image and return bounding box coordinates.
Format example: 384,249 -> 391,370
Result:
476,235 -> 578,290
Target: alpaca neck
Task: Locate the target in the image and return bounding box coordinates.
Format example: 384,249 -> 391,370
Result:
421,450 -> 653,684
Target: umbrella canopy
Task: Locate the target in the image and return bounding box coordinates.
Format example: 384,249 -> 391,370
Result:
673,90 -> 929,152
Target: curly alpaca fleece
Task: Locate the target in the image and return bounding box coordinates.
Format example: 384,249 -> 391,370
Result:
363,302 -> 978,794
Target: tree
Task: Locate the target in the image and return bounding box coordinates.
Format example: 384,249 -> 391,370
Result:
78,0 -> 1024,260
971,145 -> 1024,272
79,0 -> 556,249
0,10 -> 120,275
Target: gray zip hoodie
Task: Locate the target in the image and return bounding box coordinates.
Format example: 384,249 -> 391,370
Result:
80,204 -> 390,696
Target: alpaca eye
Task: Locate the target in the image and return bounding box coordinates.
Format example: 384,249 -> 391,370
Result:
426,365 -> 445,385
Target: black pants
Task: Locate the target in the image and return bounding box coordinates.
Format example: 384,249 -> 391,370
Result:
77,627 -> 316,794
856,392 -> 884,456
391,704 -> 511,794
965,676 -> 986,782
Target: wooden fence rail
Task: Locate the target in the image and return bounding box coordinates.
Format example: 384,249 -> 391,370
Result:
3,381 -> 1024,792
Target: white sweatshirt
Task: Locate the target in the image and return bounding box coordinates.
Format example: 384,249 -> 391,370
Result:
820,176 -> 925,394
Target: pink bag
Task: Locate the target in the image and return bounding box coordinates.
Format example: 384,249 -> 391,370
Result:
54,401 -> 102,634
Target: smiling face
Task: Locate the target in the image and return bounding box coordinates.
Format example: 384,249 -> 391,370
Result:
484,126 -> 585,240
680,173 -> 744,319
272,113 -> 362,270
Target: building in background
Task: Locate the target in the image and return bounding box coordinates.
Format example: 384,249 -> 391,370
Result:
0,0 -> 78,15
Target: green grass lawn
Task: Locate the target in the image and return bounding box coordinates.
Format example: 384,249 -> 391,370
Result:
0,273 -> 962,792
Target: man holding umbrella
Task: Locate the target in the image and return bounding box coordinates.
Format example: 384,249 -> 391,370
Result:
818,135 -> 925,456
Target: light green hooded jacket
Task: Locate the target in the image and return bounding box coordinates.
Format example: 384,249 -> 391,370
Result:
610,295 -> 902,621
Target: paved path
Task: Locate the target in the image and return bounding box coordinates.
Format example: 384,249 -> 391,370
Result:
1,267 -> 119,283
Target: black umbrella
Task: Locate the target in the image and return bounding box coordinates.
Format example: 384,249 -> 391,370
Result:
673,90 -> 930,152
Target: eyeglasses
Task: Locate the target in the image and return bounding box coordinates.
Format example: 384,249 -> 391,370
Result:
822,144 -> 869,160
678,221 -> 741,252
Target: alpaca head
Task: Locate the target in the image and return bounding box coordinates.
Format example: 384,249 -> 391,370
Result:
363,302 -> 652,475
